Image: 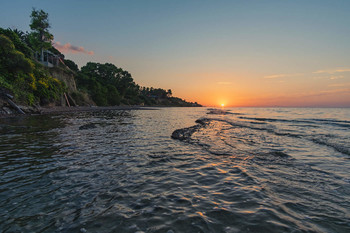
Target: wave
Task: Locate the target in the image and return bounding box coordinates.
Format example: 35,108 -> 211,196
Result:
207,108 -> 243,115
239,116 -> 350,129
172,117 -> 350,157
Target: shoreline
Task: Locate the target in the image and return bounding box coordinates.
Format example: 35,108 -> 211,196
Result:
0,105 -> 204,119
0,105 -> 159,119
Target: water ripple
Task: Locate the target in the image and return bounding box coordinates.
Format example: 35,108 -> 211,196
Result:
0,108 -> 349,232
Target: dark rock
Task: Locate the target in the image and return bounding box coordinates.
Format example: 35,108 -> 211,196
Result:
195,118 -> 209,125
2,107 -> 13,114
172,118 -> 211,141
207,109 -> 228,115
79,123 -> 97,130
18,105 -> 40,114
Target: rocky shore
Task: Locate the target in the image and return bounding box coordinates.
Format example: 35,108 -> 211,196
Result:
0,104 -> 157,118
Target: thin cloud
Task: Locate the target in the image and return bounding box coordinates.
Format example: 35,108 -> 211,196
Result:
313,68 -> 350,74
317,88 -> 350,96
264,73 -> 303,79
328,83 -> 350,87
300,88 -> 350,97
330,75 -> 344,80
264,74 -> 287,79
54,41 -> 94,55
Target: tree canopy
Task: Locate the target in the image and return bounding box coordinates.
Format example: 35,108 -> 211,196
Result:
29,8 -> 53,52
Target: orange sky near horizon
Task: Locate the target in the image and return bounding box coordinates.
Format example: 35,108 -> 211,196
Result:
164,70 -> 350,107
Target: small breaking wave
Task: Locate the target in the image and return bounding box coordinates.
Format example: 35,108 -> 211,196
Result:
172,115 -> 350,157
239,116 -> 350,129
171,117 -> 291,158
207,108 -> 243,115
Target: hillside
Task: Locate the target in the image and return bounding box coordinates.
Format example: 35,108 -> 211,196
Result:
0,9 -> 201,115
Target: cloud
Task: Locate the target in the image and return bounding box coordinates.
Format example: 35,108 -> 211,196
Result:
264,69 -> 350,80
54,41 -> 94,55
217,82 -> 232,85
313,68 -> 350,74
317,88 -> 350,96
330,75 -> 344,80
299,88 -> 350,97
264,73 -> 303,79
264,74 -> 288,79
328,82 -> 350,87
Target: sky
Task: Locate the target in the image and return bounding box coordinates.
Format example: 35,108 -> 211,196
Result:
1,0 -> 350,107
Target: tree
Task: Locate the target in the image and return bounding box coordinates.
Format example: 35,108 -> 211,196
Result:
0,28 -> 32,58
167,89 -> 172,97
0,34 -> 34,74
64,59 -> 79,72
29,9 -> 53,60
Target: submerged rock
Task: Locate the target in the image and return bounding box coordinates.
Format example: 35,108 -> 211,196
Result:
18,105 -> 41,114
195,119 -> 207,125
171,126 -> 198,141
207,109 -> 229,115
2,106 -> 13,114
79,123 -> 97,130
171,118 -> 210,141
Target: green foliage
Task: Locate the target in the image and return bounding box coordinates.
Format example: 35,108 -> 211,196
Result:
35,76 -> 64,103
0,34 -> 34,74
106,85 -> 121,105
0,29 -> 65,106
70,91 -> 89,106
0,75 -> 12,90
48,46 -> 63,57
76,61 -> 199,106
0,7 -> 201,108
90,82 -> 108,106
78,62 -> 137,106
0,28 -> 33,58
0,34 -> 15,53
64,59 -> 79,72
33,65 -> 66,100
29,8 -> 53,52
7,50 -> 34,74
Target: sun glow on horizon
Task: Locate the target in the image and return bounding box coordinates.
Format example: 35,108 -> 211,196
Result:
221,103 -> 225,107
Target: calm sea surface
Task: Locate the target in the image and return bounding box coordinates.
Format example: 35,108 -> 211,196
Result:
0,107 -> 349,233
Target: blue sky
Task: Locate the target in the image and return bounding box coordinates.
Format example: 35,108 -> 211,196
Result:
1,0 -> 350,106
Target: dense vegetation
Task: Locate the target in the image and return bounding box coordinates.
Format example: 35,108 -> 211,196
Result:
0,9 -> 201,107
75,62 -> 200,106
0,9 -> 65,106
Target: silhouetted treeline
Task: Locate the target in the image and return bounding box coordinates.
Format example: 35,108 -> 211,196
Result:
74,61 -> 201,106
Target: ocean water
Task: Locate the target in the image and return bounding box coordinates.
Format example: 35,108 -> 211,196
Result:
0,107 -> 349,233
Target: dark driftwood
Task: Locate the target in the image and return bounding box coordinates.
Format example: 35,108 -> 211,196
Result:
64,93 -> 71,107
67,93 -> 77,107
6,98 -> 25,114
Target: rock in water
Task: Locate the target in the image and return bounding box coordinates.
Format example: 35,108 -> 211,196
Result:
171,118 -> 210,141
79,123 -> 97,130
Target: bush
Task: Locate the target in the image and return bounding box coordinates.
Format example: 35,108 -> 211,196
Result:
106,85 -> 121,105
0,75 -> 12,90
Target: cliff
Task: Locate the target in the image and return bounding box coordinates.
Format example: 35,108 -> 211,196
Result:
49,67 -> 77,93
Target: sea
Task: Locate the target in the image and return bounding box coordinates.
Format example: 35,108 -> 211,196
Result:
0,107 -> 349,233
